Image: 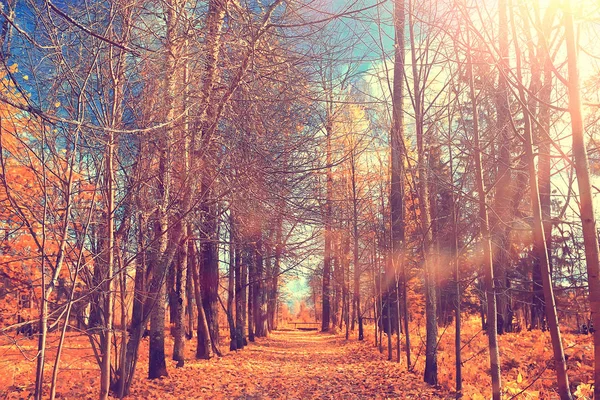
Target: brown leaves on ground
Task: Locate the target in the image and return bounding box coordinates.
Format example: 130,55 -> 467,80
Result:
127,330 -> 450,399
3,322 -> 595,399
2,330 -> 450,399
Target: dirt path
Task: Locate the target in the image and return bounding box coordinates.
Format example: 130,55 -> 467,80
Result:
127,330 -> 449,399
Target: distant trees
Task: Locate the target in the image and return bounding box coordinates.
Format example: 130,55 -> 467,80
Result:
0,0 -> 328,396
1,0 -> 600,398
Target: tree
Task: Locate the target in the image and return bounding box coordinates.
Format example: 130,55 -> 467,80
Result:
465,23 -> 502,400
390,0 -> 409,365
563,1 -> 600,397
510,3 -> 571,396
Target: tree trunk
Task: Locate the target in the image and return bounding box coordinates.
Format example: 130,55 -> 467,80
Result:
447,103 -> 461,398
524,0 -> 555,333
186,245 -> 194,339
168,258 -> 177,324
117,213 -> 147,397
333,238 -> 342,330
200,191 -> 220,353
227,216 -> 237,351
147,0 -> 188,380
492,0 -> 514,336
190,239 -> 213,360
173,232 -> 188,367
351,150 -> 362,340
235,241 -> 247,348
99,122 -> 115,399
149,273 -> 168,379
269,226 -> 282,331
254,236 -> 269,337
343,233 -> 350,340
467,28 -> 501,399
408,0 -> 437,384
147,130 -> 171,381
322,119 -> 333,332
194,0 -> 227,355
564,3 -> 600,397
511,4 -> 571,395
247,244 -> 255,342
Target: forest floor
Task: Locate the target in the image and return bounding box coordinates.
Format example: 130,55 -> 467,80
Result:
1,322 -> 595,399
1,329 -> 450,399
124,329 -> 452,399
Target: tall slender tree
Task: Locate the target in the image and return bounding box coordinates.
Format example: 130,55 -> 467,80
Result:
563,1 -> 600,397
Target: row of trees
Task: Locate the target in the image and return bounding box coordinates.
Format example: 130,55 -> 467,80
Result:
0,0 -> 336,398
310,0 -> 599,399
0,0 -> 599,398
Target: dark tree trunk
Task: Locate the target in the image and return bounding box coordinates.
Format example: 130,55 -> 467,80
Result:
235,243 -> 246,348
227,217 -> 237,351
185,247 -> 194,339
200,196 -> 220,352
115,214 -> 148,397
531,258 -> 545,330
148,270 -> 168,379
332,240 -> 342,329
269,240 -> 282,331
168,259 -> 177,324
172,232 -> 187,367
190,240 -> 213,360
448,125 -> 461,397
565,3 -> 600,393
247,244 -> 255,342
492,0 -> 514,337
148,180 -> 172,380
511,2 -> 571,393
322,246 -> 331,333
322,120 -> 333,332
343,233 -> 350,340
393,0 -> 411,368
408,2 -> 437,383
531,9 -> 554,331
467,26 -> 502,398
254,236 -> 269,337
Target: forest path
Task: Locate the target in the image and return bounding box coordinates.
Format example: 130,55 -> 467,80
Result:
129,330 -> 450,399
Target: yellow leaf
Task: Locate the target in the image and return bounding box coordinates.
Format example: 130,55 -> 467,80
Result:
517,372 -> 523,384
574,383 -> 594,399
54,101 -> 61,107
23,75 -> 28,81
9,63 -> 18,73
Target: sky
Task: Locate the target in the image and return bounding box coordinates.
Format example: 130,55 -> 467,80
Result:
5,0 -> 600,310
281,0 -> 600,307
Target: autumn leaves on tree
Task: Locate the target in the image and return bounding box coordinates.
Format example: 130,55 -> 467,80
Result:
0,0 -> 600,399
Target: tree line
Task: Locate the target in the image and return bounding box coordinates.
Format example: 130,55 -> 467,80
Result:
0,0 -> 599,399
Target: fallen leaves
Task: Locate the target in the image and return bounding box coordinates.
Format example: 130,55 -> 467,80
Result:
2,323 -> 593,399
125,330 -> 450,399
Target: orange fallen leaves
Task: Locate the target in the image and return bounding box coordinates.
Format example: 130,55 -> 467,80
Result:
2,329 -> 453,399
1,320 -> 595,399
363,315 -> 594,399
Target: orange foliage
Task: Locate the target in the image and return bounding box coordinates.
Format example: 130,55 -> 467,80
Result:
294,301 -> 314,323
0,68 -> 96,325
364,316 -> 594,399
